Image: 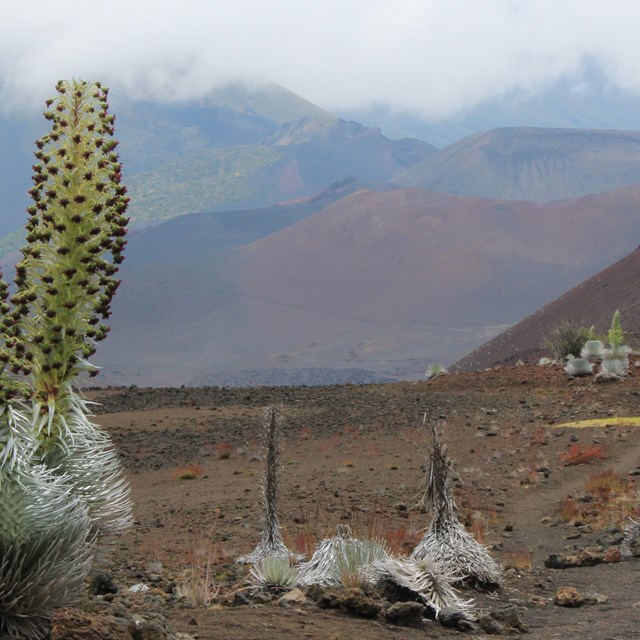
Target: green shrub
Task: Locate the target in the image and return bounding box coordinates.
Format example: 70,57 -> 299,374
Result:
543,321 -> 591,360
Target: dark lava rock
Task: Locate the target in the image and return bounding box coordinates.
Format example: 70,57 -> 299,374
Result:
127,613 -> 171,640
438,606 -> 469,627
88,572 -> 119,596
339,588 -> 381,618
478,613 -> 505,635
51,608 -> 131,640
544,547 -> 606,568
384,601 -> 426,627
490,603 -> 529,632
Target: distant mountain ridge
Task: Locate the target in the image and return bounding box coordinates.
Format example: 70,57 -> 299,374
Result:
0,82 -> 432,251
395,127 -> 640,202
123,116 -> 432,229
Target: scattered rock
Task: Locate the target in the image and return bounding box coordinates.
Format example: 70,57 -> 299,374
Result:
252,592 -> 274,604
603,547 -> 622,563
438,607 -> 469,627
278,588 -> 308,606
544,547 -> 607,568
490,603 -> 529,632
457,618 -> 482,633
554,587 -> 585,607
384,601 -> 426,627
527,595 -> 548,608
127,614 -> 170,640
628,538 -> 640,557
478,613 -> 505,635
88,572 -> 119,596
50,609 -> 131,640
311,586 -> 343,610
339,588 -> 381,618
583,592 -> 609,605
231,591 -> 252,606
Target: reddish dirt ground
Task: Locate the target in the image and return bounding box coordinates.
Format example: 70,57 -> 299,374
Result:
84,364 -> 640,639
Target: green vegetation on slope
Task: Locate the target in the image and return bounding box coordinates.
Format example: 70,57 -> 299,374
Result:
126,146 -> 284,227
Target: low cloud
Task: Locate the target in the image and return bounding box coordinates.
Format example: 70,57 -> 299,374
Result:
2,0 -> 639,118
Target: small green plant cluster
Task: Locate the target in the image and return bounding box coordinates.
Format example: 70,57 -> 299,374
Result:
426,363 -> 447,380
0,80 -> 131,639
547,311 -> 634,380
543,320 -> 591,360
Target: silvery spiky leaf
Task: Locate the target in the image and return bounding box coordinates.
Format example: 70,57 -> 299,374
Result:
0,407 -> 93,639
297,526 -> 390,588
332,536 -> 391,589
580,340 -> 604,359
33,387 -> 132,557
564,356 -> 593,377
238,406 -> 296,564
624,514 -> 640,550
411,518 -> 504,589
370,556 -> 475,620
606,344 -> 632,360
412,419 -> 503,589
0,466 -> 94,639
596,356 -> 628,381
248,557 -> 300,590
296,527 -> 353,586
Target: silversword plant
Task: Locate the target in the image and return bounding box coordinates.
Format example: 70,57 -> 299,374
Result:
0,79 -> 131,638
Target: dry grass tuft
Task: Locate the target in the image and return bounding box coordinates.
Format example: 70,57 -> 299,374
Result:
558,469 -> 637,530
502,549 -> 532,571
174,463 -> 204,480
560,444 -> 607,466
174,532 -> 218,606
215,442 -> 233,459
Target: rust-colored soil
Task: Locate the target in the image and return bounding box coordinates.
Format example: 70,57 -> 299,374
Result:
86,364 -> 640,639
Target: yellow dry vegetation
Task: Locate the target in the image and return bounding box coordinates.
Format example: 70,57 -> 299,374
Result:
554,417 -> 640,429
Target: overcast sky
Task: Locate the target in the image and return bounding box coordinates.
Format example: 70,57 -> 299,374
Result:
2,1 -> 640,119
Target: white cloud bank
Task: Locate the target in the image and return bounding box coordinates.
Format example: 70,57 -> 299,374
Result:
1,0 -> 639,117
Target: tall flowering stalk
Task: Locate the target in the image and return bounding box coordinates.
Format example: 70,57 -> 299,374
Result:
15,79 -> 128,405
411,414 -> 503,589
0,273 -> 93,639
238,406 -> 294,564
11,79 -> 132,545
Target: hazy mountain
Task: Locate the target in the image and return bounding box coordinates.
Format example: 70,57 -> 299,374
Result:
453,245 -> 640,372
1,81 -> 330,236
124,117 -> 434,228
94,185 -> 640,386
111,82 -> 334,174
343,68 -> 640,146
394,127 -> 640,202
124,177 -> 390,265
0,83 -> 433,244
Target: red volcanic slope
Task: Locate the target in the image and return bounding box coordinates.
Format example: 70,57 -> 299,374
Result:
240,186 -> 640,327
453,246 -> 640,371
102,185 -> 640,385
